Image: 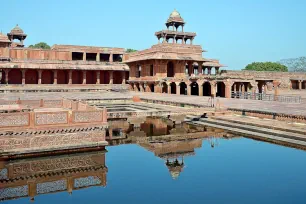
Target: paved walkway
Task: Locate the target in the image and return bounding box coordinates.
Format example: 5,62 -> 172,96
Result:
1,91 -> 306,116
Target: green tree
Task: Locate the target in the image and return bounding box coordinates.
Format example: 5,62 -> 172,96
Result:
29,42 -> 51,49
126,48 -> 137,53
244,62 -> 288,72
278,57 -> 306,72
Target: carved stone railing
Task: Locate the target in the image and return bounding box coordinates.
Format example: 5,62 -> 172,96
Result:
231,92 -> 302,103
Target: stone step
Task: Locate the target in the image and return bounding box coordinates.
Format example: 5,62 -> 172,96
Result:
192,120 -> 306,147
198,118 -> 306,143
211,116 -> 306,136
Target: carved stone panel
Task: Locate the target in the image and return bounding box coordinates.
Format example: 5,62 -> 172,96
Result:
35,112 -> 68,125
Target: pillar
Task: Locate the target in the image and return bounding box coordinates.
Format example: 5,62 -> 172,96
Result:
210,82 -> 216,97
198,62 -> 203,75
22,69 -> 26,85
82,70 -> 86,84
96,71 -> 100,84
122,72 -> 126,84
208,67 -> 212,75
68,70 -> 72,84
28,181 -> 37,202
83,52 -> 86,61
4,69 -> 9,84
299,80 -> 302,90
199,83 -> 203,96
96,53 -> 100,62
264,84 -> 267,93
187,84 -> 191,95
140,83 -> 144,92
109,71 -> 113,84
167,84 -> 171,94
145,83 -> 151,92
242,84 -> 245,93
38,70 -> 42,84
53,70 -> 57,84
215,67 -> 220,75
176,83 -> 180,95
225,83 -> 232,98
109,53 -> 113,62
188,62 -> 193,76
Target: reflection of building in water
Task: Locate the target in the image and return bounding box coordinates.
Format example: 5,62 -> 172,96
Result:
0,150 -> 107,202
140,139 -> 203,179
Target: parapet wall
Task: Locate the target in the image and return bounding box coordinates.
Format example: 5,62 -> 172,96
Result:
0,99 -> 107,131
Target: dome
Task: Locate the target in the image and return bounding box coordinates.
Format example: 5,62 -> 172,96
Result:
10,24 -> 24,35
169,9 -> 181,18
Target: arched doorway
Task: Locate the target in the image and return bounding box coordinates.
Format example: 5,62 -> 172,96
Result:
149,84 -> 155,92
57,70 -> 68,84
167,61 -> 174,77
72,70 -> 83,84
42,70 -> 54,84
203,82 -> 211,96
170,82 -> 176,94
162,82 -> 168,93
100,71 -> 110,84
25,70 -> 38,84
180,82 -> 187,95
86,71 -> 96,84
191,82 -> 199,96
216,82 -> 225,97
8,69 -> 22,84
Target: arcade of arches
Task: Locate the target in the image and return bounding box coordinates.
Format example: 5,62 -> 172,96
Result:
1,69 -> 129,85
129,80 -> 257,98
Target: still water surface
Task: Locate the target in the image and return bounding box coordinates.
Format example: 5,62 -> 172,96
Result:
2,137 -> 306,204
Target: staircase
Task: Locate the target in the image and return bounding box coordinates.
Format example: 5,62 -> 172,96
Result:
191,117 -> 306,148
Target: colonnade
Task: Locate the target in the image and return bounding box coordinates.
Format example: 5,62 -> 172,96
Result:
129,80 -> 250,98
0,69 -> 128,85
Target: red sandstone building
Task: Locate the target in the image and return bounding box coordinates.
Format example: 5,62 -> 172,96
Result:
0,25 -> 129,87
0,11 -> 306,96
125,10 -> 306,97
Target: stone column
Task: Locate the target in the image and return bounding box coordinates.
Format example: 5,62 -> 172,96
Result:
215,67 -> 220,75
140,83 -> 144,92
188,62 -> 193,76
82,70 -> 86,84
198,62 -> 203,75
4,69 -> 9,84
225,81 -> 233,98
22,69 -> 26,85
187,83 -> 191,95
299,80 -> 302,90
176,82 -> 180,95
96,53 -> 100,62
199,82 -> 203,96
83,52 -> 86,61
109,71 -> 113,84
96,71 -> 100,84
122,71 -> 126,84
145,83 -> 151,92
68,70 -> 72,84
53,70 -> 57,84
167,84 -> 171,94
210,82 -> 216,97
273,81 -> 280,101
109,53 -> 113,62
38,70 -> 42,84
242,84 -> 245,93
208,67 -> 212,75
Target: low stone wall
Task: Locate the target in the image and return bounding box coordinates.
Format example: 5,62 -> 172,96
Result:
0,99 -> 107,130
229,108 -> 306,123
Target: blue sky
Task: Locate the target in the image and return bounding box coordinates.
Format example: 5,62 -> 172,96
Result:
1,0 -> 305,70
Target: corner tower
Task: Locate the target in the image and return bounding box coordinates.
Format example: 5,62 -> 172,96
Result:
7,24 -> 27,47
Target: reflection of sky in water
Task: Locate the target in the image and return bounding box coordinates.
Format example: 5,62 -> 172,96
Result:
4,138 -> 306,204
